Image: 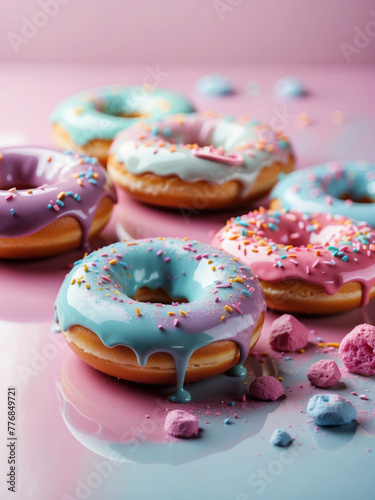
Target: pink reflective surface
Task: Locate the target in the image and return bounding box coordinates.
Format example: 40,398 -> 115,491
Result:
0,63 -> 375,500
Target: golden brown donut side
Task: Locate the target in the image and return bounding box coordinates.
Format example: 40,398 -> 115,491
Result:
107,154 -> 295,210
62,312 -> 264,385
0,197 -> 114,259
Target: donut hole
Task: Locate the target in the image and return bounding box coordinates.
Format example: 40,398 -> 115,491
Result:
338,193 -> 374,204
132,286 -> 188,305
264,216 -> 349,248
325,174 -> 375,205
94,95 -> 149,119
0,181 -> 38,191
122,113 -> 148,118
269,228 -> 311,248
107,110 -> 149,119
0,161 -> 38,191
0,150 -> 62,192
155,117 -> 246,151
108,246 -> 215,307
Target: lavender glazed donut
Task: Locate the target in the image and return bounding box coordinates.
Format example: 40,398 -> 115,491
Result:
107,111 -> 295,209
55,238 -> 266,402
0,147 -> 116,259
213,208 -> 375,314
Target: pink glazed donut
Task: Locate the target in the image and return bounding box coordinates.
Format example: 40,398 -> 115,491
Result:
212,208 -> 375,314
0,147 -> 116,259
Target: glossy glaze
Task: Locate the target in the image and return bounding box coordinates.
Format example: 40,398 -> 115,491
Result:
271,161 -> 375,226
0,147 -> 116,246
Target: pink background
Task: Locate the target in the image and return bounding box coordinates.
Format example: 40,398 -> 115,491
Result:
1,0 -> 375,63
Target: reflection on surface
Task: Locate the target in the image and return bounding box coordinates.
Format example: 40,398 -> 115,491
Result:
307,421 -> 358,451
0,234 -> 110,322
115,189 -> 269,243
56,350 -> 281,465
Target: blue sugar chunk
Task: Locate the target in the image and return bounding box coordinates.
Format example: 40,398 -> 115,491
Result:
270,429 -> 293,447
307,394 -> 357,426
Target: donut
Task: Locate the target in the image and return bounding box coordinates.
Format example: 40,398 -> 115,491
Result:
270,161 -> 375,226
55,238 -> 266,402
212,208 -> 375,314
0,147 -> 116,259
107,111 -> 295,210
51,86 -> 194,165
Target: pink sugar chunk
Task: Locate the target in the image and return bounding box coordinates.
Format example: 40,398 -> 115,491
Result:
339,324 -> 375,376
307,359 -> 341,388
164,410 -> 199,438
269,314 -> 309,352
249,376 -> 284,401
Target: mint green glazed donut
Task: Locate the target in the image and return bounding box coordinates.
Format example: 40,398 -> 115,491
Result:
51,85 -> 194,163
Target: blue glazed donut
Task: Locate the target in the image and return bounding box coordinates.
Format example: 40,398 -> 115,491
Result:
271,161 -> 375,226
55,238 -> 266,402
108,111 -> 295,209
